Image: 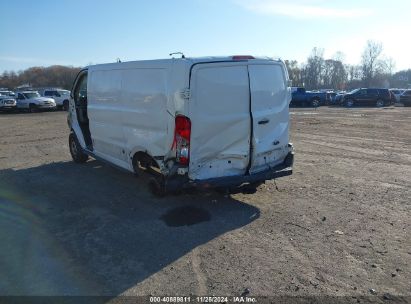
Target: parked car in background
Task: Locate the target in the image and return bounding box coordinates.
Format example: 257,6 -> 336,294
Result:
390,89 -> 406,103
0,94 -> 17,112
16,91 -> 56,112
331,91 -> 344,103
290,87 -> 329,107
0,90 -> 16,97
337,88 -> 392,107
327,91 -> 337,104
399,90 -> 411,106
39,88 -> 71,110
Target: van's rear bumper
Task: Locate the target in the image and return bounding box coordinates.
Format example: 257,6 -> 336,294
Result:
165,151 -> 294,192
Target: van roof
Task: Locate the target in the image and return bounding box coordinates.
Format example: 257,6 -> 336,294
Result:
87,56 -> 281,70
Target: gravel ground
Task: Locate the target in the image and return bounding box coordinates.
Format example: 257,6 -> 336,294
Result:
0,107 -> 409,302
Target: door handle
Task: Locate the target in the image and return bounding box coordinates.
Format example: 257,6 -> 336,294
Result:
258,119 -> 270,125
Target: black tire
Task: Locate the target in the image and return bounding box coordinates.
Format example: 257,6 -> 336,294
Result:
311,99 -> 320,107
29,104 -> 36,113
241,181 -> 263,194
69,133 -> 89,163
376,99 -> 384,107
345,99 -> 354,107
149,177 -> 166,197
132,153 -> 159,177
132,157 -> 143,177
63,100 -> 69,111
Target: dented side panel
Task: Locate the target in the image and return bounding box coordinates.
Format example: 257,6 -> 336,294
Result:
188,64 -> 251,180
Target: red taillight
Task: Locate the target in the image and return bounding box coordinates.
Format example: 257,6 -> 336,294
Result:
232,55 -> 255,60
174,115 -> 191,165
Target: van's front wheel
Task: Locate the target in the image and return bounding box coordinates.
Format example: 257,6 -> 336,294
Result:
69,133 -> 89,163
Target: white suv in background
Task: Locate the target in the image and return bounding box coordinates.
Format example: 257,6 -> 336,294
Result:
0,95 -> 17,112
16,91 -> 56,112
0,90 -> 16,97
39,88 -> 71,110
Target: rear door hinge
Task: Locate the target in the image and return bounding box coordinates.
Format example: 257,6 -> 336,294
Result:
180,88 -> 191,99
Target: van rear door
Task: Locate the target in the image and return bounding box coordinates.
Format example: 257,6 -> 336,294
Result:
188,63 -> 251,180
248,64 -> 290,173
188,61 -> 290,181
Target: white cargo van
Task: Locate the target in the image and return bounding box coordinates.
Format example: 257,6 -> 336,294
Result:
68,56 -> 294,195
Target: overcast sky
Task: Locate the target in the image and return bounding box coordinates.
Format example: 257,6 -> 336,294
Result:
1,0 -> 410,72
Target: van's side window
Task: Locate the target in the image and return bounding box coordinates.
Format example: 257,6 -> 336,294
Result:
44,91 -> 52,96
75,74 -> 87,105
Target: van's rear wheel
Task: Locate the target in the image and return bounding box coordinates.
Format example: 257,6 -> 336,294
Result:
149,177 -> 166,197
69,133 -> 89,163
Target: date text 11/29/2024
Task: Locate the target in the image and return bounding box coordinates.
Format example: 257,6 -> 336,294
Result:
150,296 -> 257,303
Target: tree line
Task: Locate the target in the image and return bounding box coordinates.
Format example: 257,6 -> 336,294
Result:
285,40 -> 411,91
1,42 -> 410,91
0,65 -> 81,90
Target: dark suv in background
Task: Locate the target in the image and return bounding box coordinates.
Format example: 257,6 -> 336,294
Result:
399,90 -> 411,106
337,88 -> 392,107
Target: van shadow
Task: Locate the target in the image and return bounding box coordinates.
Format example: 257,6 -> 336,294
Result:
0,160 -> 259,296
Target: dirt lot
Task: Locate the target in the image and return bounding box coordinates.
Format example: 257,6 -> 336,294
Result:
0,107 -> 410,302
